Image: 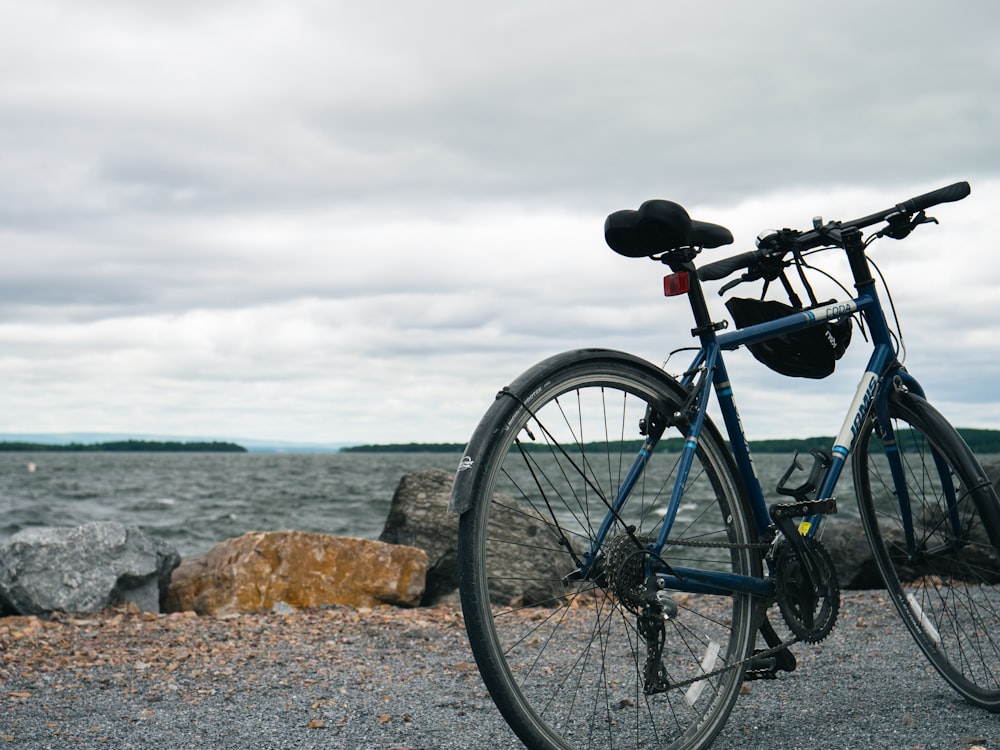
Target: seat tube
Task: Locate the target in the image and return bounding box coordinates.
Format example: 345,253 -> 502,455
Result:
652,347 -> 718,552
686,260 -> 769,531
649,265 -> 728,551
712,355 -> 770,533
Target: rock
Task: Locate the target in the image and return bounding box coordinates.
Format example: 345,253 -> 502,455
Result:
822,462 -> 1000,589
379,470 -> 461,605
379,469 -> 571,606
0,522 -> 180,616
819,517 -> 885,589
163,531 -> 427,615
383,460 -> 1000,604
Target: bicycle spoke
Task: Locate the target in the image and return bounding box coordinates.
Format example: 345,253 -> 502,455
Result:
457,354 -> 758,749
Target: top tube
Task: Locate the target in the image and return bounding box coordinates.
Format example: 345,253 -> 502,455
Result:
715,297 -> 867,353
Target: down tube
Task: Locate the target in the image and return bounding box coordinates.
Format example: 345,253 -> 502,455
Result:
801,344 -> 897,535
822,345 -> 897,493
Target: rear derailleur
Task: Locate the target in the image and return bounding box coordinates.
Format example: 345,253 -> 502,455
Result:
637,580 -> 679,695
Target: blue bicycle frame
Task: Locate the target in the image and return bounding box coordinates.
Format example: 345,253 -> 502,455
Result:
590,244 -> 931,600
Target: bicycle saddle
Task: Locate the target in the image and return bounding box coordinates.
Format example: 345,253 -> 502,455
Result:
604,200 -> 733,258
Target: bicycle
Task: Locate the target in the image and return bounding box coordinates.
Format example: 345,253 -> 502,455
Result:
449,180 -> 1000,750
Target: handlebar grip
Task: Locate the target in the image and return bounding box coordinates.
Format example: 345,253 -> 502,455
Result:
697,250 -> 761,281
897,181 -> 970,214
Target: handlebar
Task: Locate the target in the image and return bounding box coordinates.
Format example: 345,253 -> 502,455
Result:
697,180 -> 970,283
791,180 -> 970,251
897,180 -> 970,214
698,250 -> 763,281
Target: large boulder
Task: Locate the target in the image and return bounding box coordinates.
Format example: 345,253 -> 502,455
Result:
164,531 -> 427,615
379,469 -> 571,606
822,462 -> 1000,589
0,522 -> 180,616
379,470 -> 462,604
818,517 -> 884,589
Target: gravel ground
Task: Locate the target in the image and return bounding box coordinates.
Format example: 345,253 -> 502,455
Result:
2,592 -> 998,750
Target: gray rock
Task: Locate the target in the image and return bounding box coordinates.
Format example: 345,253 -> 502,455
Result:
380,469 -> 569,606
819,517 -> 884,589
0,521 -> 180,616
379,469 -> 461,605
822,461 -> 1000,590
386,461 -> 1000,604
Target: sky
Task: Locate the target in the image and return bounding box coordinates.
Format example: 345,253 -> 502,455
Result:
1,0 -> 999,446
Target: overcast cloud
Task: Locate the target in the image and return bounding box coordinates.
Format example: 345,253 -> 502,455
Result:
1,0 -> 998,445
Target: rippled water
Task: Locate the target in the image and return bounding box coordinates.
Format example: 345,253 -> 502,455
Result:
0,452 -> 463,558
0,450 -> 900,559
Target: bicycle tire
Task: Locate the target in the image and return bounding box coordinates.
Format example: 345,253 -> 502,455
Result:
454,349 -> 760,750
852,389 -> 1000,711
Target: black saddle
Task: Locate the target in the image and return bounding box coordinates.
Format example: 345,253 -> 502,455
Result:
604,200 -> 733,258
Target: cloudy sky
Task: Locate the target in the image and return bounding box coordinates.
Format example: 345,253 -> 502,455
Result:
2,0 -> 998,446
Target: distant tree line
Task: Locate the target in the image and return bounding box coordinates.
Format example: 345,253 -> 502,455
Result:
339,429 -> 1000,456
0,440 -> 247,453
950,429 -> 1000,455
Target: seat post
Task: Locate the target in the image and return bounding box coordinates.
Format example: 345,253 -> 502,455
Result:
681,259 -> 725,344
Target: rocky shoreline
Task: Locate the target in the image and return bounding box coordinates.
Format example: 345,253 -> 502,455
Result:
0,468 -> 930,619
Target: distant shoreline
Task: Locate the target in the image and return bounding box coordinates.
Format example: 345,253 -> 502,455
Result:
4,427 -> 999,456
0,440 -> 247,453
342,428 -> 1000,455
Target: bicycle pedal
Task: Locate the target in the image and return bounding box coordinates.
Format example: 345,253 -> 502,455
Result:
770,496 -> 837,522
743,654 -> 778,680
744,647 -> 797,681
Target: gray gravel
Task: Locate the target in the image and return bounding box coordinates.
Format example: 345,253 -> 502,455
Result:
2,593 -> 998,749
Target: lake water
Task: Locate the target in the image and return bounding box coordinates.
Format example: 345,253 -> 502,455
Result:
0,450 -> 874,559
0,452 -> 464,558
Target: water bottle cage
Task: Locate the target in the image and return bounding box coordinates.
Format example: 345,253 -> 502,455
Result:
775,449 -> 832,503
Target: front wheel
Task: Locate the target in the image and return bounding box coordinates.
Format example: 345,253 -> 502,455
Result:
853,389 -> 1000,711
454,350 -> 760,750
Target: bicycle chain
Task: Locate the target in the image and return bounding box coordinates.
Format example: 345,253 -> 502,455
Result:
663,632 -> 802,692
665,537 -> 772,551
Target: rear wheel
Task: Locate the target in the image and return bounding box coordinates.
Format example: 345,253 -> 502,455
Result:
455,350 -> 760,750
853,389 -> 1000,710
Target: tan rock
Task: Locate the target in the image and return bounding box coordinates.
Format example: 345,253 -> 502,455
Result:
163,531 -> 427,615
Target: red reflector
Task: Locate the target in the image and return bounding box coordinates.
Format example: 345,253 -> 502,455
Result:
663,272 -> 690,297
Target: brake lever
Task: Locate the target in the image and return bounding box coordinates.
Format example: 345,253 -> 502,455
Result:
716,250 -> 790,296
878,210 -> 938,240
719,275 -> 751,295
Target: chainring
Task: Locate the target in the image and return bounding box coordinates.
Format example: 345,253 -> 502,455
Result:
773,535 -> 840,643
